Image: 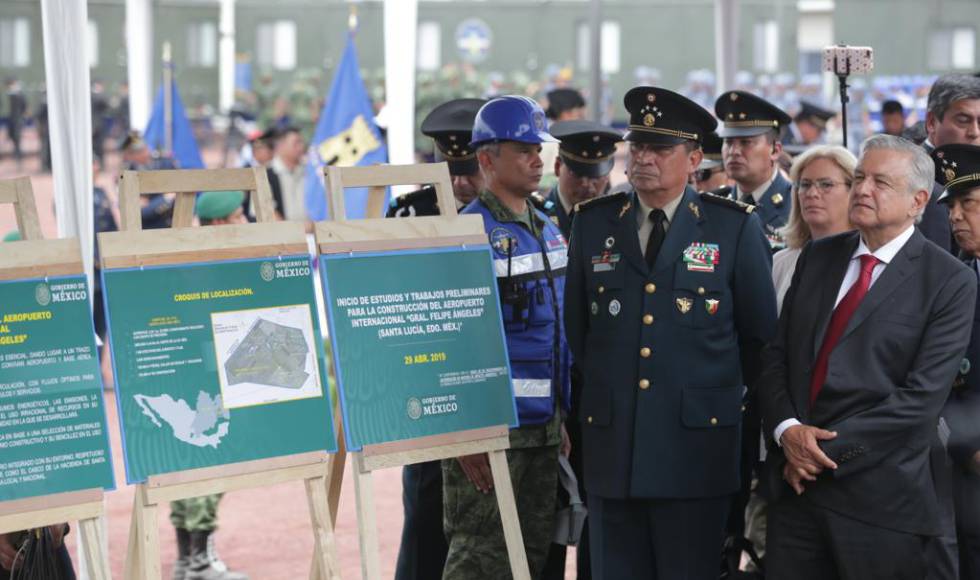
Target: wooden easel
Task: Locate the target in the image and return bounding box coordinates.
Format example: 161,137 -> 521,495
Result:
0,177 -> 111,579
316,163 -> 531,580
102,168 -> 341,580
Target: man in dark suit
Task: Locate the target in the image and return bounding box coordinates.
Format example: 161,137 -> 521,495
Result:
759,134 -> 977,580
920,74 -> 980,254
713,90 -> 793,251
934,143 -> 980,579
565,86 -> 777,579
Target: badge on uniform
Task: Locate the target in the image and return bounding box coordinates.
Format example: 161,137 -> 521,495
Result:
682,243 -> 720,272
490,227 -> 517,256
705,298 -> 720,315
608,299 -> 621,316
590,301 -> 599,315
676,297 -> 693,314
591,251 -> 621,272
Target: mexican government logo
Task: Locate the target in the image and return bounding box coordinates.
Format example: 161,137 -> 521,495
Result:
34,283 -> 51,306
259,261 -> 275,282
407,397 -> 423,421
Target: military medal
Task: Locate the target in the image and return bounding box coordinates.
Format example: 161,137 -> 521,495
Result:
705,299 -> 720,315
591,302 -> 599,315
682,243 -> 721,272
591,251 -> 621,272
962,357 -> 971,375
608,299 -> 621,316
605,236 -> 615,249
675,297 -> 693,314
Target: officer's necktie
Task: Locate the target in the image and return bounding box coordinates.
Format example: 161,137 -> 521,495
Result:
809,254 -> 880,407
740,192 -> 756,205
645,209 -> 667,270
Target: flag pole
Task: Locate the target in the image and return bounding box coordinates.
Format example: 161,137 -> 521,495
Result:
162,41 -> 174,156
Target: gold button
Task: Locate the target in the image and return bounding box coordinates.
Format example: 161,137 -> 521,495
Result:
643,314 -> 654,325
645,283 -> 656,294
587,416 -> 593,424
697,287 -> 706,296
710,417 -> 718,425
598,286 -> 605,294
639,378 -> 650,390
640,347 -> 651,358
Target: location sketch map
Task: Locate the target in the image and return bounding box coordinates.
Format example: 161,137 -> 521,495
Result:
212,304 -> 323,409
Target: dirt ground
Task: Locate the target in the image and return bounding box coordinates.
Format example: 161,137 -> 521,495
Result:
0,132 -> 580,578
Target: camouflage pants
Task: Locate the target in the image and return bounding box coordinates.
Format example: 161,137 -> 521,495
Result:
442,444 -> 559,580
170,494 -> 223,532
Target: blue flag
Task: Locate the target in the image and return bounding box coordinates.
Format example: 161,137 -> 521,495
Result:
305,34 -> 388,221
144,80 -> 205,169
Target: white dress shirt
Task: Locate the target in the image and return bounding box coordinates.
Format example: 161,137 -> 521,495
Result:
735,167 -> 779,204
774,225 -> 916,444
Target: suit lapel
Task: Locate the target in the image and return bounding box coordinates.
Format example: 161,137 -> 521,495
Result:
838,230 -> 925,342
653,188 -> 704,275
812,232 -> 860,360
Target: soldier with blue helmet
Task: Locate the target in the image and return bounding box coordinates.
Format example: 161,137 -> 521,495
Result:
443,95 -> 572,579
389,98 -> 486,580
713,91 -> 794,251
387,98 -> 487,219
564,86 -> 777,579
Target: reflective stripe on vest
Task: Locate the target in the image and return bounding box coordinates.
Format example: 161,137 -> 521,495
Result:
513,378 -> 552,398
493,249 -> 568,278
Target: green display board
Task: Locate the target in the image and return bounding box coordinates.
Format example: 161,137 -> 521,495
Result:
102,256 -> 337,483
0,275 -> 114,502
320,247 -> 517,451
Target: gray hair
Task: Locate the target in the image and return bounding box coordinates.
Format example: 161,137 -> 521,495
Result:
860,134 -> 934,195
477,142 -> 501,157
927,74 -> 980,121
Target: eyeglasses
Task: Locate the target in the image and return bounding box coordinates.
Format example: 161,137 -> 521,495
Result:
695,168 -> 723,182
795,179 -> 850,193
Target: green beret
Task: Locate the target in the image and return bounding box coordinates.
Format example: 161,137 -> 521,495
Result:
2,230 -> 21,242
196,190 -> 245,220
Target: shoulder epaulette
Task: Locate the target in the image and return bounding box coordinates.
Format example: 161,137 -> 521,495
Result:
573,190 -> 629,214
700,191 -> 755,214
709,185 -> 734,198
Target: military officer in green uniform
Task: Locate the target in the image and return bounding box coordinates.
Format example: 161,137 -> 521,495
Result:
388,98 -> 486,580
712,91 -> 794,251
169,191 -> 249,580
387,98 -> 487,219
564,86 -> 778,579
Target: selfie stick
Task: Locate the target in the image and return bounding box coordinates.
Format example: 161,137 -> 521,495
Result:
835,49 -> 851,149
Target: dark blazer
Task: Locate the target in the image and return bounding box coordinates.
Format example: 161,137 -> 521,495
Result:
565,187 -> 777,499
759,229 -> 976,536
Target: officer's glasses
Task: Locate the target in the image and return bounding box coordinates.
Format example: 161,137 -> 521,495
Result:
795,179 -> 850,194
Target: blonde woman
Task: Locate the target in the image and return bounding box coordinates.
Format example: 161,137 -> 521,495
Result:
772,145 -> 857,309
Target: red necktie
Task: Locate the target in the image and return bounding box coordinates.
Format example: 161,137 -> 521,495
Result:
809,254 -> 880,407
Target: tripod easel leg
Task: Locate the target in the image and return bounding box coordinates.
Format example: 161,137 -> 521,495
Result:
306,474 -> 341,580
352,457 -> 381,580
488,449 -> 531,580
78,516 -> 110,580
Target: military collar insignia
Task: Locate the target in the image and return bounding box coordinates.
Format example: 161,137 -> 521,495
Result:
688,201 -> 701,219
771,192 -> 784,207
619,200 -> 632,219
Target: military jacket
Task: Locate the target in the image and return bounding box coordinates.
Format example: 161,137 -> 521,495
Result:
716,171 -> 792,251
564,186 -> 777,499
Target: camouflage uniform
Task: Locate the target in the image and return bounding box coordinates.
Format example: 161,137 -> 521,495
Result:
170,494 -> 222,532
442,191 -> 564,580
442,418 -> 561,580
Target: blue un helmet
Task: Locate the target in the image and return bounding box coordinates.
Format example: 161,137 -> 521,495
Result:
469,95 -> 559,148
